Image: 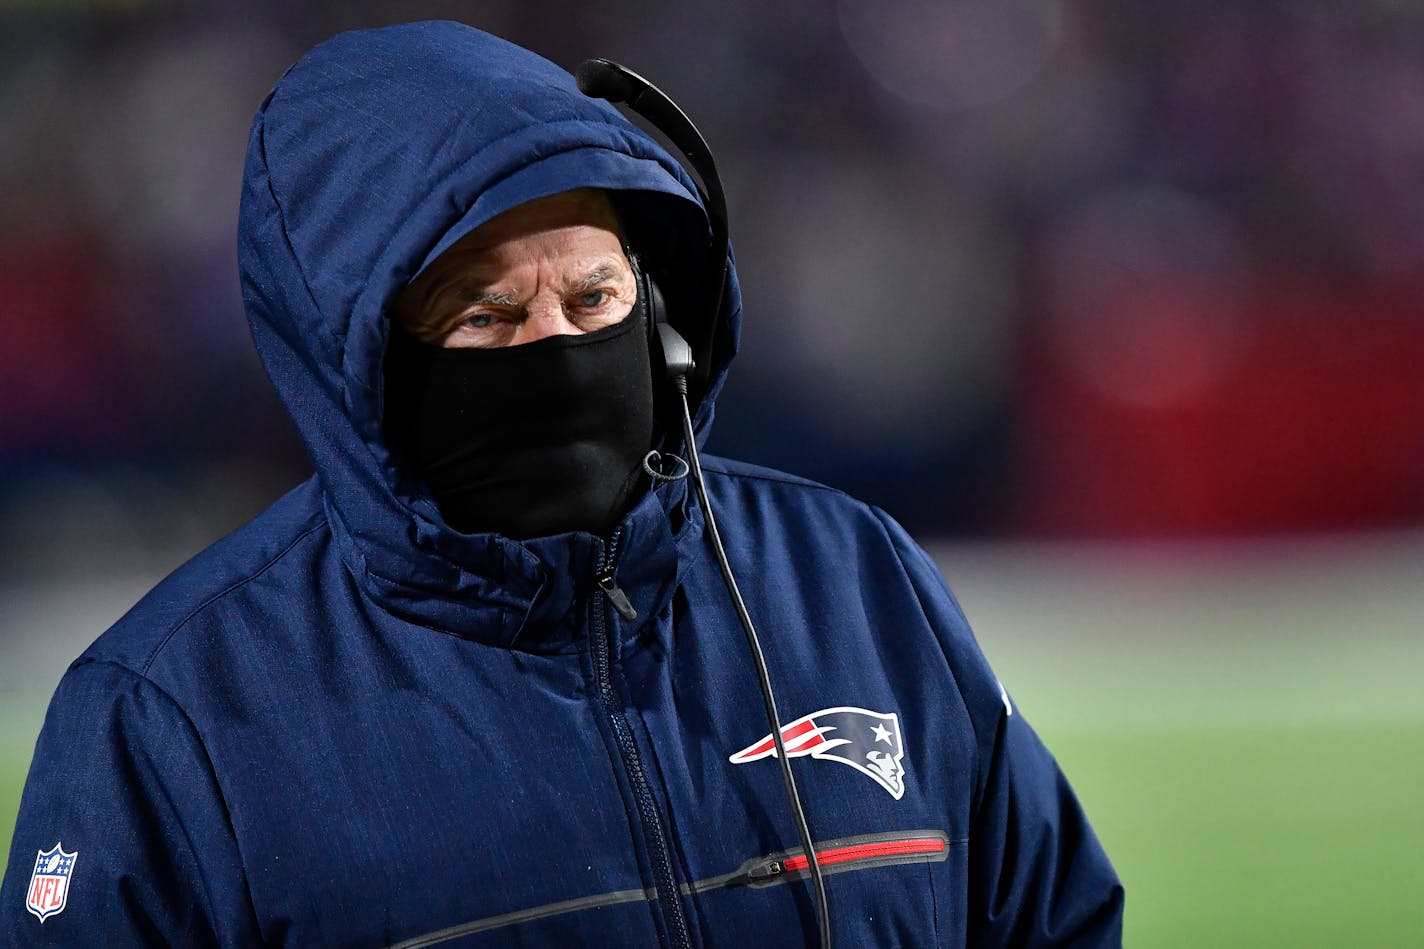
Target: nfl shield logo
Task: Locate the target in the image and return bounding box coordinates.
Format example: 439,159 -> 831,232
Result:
26,843 -> 77,922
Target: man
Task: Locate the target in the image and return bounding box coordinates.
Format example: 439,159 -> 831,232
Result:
381,187 -> 655,542
1,21 -> 1122,947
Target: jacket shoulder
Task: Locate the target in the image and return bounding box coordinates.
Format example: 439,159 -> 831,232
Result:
697,454 -> 866,504
79,478 -> 328,677
696,454 -> 908,538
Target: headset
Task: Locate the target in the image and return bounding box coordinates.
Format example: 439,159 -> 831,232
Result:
626,252 -> 694,390
576,59 -> 725,392
577,59 -> 833,949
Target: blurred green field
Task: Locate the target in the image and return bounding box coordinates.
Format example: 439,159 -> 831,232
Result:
950,536 -> 1424,946
1051,724 -> 1424,946
3,537 -> 1422,944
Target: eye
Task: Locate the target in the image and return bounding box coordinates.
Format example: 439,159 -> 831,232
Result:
463,313 -> 494,329
576,290 -> 608,308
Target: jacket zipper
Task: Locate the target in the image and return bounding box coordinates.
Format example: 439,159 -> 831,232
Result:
591,532 -> 692,949
778,837 -> 945,873
729,832 -> 950,888
596,566 -> 638,621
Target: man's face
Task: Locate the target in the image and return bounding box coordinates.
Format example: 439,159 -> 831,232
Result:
394,189 -> 637,349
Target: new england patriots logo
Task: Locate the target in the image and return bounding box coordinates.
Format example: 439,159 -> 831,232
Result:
730,706 -> 907,799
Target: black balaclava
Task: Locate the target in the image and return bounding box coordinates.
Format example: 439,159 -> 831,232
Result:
383,308 -> 656,540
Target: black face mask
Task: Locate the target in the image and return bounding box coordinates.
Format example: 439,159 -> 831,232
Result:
383,314 -> 655,540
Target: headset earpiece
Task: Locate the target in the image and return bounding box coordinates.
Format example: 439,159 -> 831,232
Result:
631,252 -> 694,381
579,59 -> 727,397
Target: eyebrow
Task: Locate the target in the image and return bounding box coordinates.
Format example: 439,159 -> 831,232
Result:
453,262 -> 623,309
464,289 -> 520,307
569,265 -> 621,295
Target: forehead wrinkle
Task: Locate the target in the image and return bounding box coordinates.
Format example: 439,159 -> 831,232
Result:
462,256 -> 626,301
403,248 -> 630,334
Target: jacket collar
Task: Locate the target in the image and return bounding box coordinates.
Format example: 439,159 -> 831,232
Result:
326,463 -> 704,652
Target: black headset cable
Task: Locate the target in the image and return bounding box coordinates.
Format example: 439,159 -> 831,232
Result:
674,374 -> 832,949
580,57 -> 832,948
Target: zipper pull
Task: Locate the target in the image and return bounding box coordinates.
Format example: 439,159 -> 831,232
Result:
728,858 -> 785,887
596,570 -> 638,621
748,860 -> 783,881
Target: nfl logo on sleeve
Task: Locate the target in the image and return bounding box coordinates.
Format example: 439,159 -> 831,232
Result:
26,843 -> 77,922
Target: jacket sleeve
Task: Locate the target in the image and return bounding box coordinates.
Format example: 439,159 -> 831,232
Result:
874,508 -> 1125,948
1,659 -> 257,947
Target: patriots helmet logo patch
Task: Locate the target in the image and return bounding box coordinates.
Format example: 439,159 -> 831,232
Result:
730,706 -> 907,799
26,843 -> 77,923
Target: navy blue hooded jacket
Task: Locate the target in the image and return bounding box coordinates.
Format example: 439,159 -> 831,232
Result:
2,22 -> 1122,947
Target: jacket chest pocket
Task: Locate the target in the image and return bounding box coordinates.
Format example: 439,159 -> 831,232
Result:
691,829 -> 960,947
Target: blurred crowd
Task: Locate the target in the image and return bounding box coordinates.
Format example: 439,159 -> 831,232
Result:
2,0 -> 1422,581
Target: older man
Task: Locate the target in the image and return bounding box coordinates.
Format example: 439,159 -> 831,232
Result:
1,21 -> 1121,947
381,188 -> 653,542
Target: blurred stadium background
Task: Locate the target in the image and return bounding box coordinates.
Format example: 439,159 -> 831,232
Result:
2,1 -> 1422,944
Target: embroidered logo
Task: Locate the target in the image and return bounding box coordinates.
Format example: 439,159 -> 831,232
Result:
26,843 -> 77,922
730,706 -> 907,799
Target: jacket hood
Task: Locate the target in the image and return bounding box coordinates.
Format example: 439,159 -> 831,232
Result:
238,21 -> 740,638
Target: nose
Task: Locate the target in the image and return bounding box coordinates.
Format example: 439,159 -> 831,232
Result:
517,294 -> 582,344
